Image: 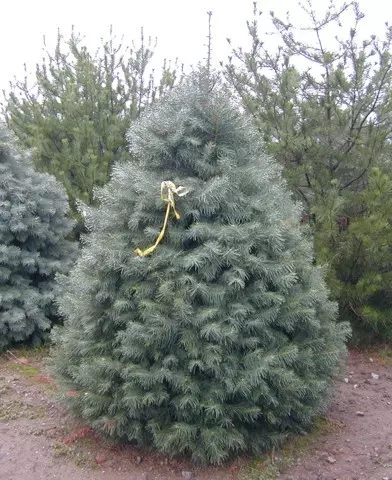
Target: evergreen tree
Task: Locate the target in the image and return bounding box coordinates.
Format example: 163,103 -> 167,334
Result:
224,1 -> 392,342
225,1 -> 392,212
318,168 -> 392,343
3,28 -> 181,222
0,123 -> 76,349
51,72 -> 349,465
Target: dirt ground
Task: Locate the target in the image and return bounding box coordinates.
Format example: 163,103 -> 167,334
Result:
0,349 -> 391,480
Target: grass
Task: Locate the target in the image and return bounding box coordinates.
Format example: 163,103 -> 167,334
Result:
0,400 -> 45,421
350,343 -> 392,367
239,417 -> 344,480
375,346 -> 392,366
2,344 -> 51,361
52,442 -> 97,468
0,378 -> 11,396
7,363 -> 41,377
1,345 -> 57,391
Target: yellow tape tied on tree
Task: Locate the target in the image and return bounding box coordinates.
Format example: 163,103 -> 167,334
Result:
135,181 -> 188,257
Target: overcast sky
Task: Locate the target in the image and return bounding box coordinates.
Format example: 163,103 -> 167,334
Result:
1,0 -> 391,95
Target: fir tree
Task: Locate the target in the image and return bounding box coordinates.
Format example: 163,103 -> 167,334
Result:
0,123 -> 76,349
51,72 -> 349,465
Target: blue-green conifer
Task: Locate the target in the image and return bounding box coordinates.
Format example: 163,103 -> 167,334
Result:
51,72 -> 349,465
0,124 -> 75,349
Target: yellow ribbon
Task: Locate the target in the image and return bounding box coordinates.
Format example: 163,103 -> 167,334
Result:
135,181 -> 187,257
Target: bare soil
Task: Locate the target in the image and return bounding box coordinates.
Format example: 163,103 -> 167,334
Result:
0,349 -> 391,480
278,349 -> 392,480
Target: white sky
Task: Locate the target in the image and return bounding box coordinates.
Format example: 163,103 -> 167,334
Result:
1,0 -> 391,95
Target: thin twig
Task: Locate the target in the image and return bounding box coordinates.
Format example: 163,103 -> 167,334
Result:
5,350 -> 24,363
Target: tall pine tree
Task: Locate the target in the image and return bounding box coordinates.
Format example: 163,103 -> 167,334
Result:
318,168 -> 392,343
3,28 -> 180,222
224,1 -> 392,342
0,123 -> 76,349
51,71 -> 349,465
225,1 -> 392,211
